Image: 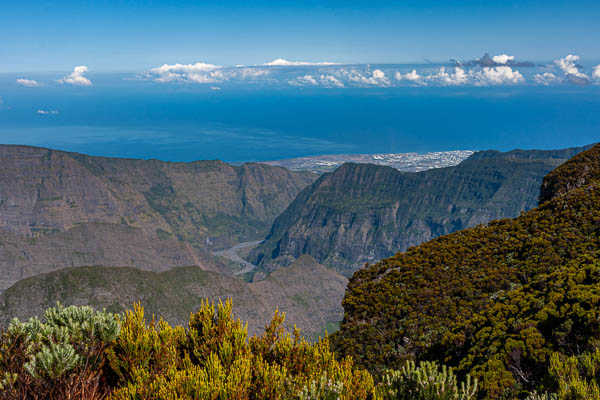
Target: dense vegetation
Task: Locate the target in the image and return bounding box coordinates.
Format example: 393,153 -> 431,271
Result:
539,143 -> 600,204
4,302 -> 600,399
332,144 -> 600,398
0,302 -> 484,399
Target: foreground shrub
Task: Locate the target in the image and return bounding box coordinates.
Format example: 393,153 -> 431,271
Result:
524,391 -> 558,400
0,300 -> 514,399
106,300 -> 376,399
547,350 -> 600,399
376,360 -> 477,400
0,303 -> 120,399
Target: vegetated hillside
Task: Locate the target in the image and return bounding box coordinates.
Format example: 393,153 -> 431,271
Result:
250,145 -> 593,276
0,222 -> 224,293
0,145 -> 316,290
332,143 -> 600,397
539,143 -> 600,203
0,255 -> 347,340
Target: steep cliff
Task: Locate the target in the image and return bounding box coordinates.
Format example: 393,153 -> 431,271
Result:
0,145 -> 316,291
250,145 -> 593,275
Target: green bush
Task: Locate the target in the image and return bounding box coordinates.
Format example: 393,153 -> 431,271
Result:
525,391 -> 558,400
297,373 -> 344,400
441,256 -> 600,397
547,350 -> 600,399
0,303 -> 120,399
376,360 -> 477,400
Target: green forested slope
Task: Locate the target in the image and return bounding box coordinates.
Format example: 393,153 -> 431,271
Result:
333,143 -> 600,397
0,255 -> 347,340
539,143 -> 600,203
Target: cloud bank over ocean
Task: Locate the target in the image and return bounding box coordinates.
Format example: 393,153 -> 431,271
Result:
6,54 -> 600,90
119,54 -> 600,89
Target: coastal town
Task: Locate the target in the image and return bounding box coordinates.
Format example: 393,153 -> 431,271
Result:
262,150 -> 475,173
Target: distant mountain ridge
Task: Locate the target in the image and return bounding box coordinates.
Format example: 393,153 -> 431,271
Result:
465,145 -> 595,161
250,144 -> 595,275
0,145 -> 316,291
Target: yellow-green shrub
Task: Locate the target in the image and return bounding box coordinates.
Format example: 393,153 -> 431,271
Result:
376,360 -> 477,400
107,299 -> 376,400
547,349 -> 600,399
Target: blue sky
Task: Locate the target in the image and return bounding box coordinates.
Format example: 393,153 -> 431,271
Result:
1,0 -> 599,72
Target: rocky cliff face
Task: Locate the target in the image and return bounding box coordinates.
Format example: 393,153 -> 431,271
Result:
250,146 -> 592,275
0,255 -> 347,339
0,145 -> 316,291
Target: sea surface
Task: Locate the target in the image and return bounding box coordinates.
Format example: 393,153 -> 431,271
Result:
0,70 -> 599,162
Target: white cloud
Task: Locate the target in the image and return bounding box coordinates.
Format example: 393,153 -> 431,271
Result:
149,62 -> 223,83
59,66 -> 92,86
319,74 -> 344,88
37,109 -> 59,115
474,66 -> 524,85
288,74 -> 318,86
343,68 -> 390,86
554,54 -> 589,79
207,70 -> 225,81
395,69 -> 423,84
263,58 -> 338,66
405,70 -> 421,81
16,78 -> 41,87
426,67 -> 469,86
491,54 -> 515,64
372,69 -> 385,79
593,65 -> 600,80
534,72 -> 560,85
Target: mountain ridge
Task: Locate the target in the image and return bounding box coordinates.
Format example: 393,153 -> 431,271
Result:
250,144 -> 594,275
0,144 -> 317,291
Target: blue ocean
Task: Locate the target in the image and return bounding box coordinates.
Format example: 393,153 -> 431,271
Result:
0,68 -> 599,162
